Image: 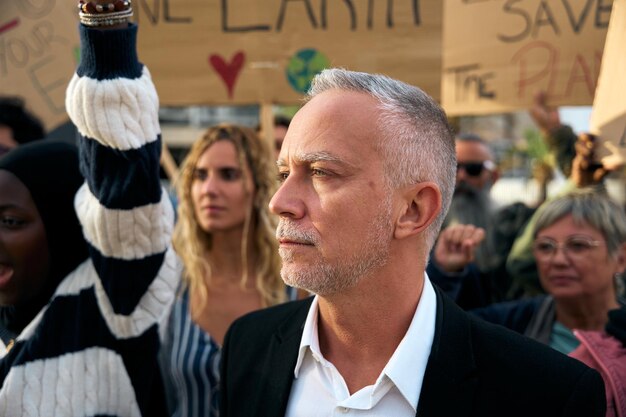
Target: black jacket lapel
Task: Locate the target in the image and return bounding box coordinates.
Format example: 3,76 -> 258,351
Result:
416,287 -> 478,417
255,297 -> 313,417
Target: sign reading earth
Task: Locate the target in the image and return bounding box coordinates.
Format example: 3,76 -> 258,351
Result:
286,48 -> 330,94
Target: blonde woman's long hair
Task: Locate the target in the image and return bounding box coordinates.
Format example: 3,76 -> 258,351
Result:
172,123 -> 285,308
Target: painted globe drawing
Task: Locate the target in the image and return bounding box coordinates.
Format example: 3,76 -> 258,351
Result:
286,48 -> 330,94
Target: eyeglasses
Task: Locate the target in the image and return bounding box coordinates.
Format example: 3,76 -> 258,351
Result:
533,236 -> 603,262
456,160 -> 495,177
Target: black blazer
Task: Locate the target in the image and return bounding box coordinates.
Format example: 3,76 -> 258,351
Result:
221,286 -> 606,417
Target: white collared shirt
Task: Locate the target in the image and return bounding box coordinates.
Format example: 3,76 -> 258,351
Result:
284,274 -> 437,417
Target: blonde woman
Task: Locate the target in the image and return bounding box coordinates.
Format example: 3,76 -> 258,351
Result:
161,124 -> 297,417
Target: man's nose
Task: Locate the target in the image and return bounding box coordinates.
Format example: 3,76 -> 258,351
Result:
269,176 -> 304,219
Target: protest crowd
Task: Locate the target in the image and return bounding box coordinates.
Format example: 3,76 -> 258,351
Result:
0,0 -> 625,416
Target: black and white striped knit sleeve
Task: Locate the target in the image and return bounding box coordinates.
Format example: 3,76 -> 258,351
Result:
0,24 -> 179,417
67,23 -> 178,323
0,23 -> 180,417
63,23 -> 180,414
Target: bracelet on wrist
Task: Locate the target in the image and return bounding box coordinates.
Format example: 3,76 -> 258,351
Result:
78,0 -> 132,14
78,1 -> 133,27
79,13 -> 132,27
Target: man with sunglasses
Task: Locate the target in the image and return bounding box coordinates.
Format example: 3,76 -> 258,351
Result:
444,134 -> 501,254
454,133 -> 499,197
429,133 -> 536,308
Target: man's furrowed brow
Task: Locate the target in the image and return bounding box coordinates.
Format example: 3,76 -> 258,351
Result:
276,151 -> 340,168
293,151 -> 342,164
277,151 -> 355,170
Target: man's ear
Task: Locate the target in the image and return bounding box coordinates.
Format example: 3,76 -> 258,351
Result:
395,182 -> 442,240
491,168 -> 500,185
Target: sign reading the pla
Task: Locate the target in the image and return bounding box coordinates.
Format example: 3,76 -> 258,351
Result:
134,0 -> 442,106
0,0 -> 78,131
442,0 -> 612,116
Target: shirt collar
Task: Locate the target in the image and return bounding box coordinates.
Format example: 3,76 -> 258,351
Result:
382,275 -> 436,410
293,274 -> 437,411
294,295 -> 321,377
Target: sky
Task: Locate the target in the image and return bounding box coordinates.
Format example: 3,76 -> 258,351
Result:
559,106 -> 592,134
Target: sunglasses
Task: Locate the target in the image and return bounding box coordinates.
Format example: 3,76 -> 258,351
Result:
456,160 -> 495,177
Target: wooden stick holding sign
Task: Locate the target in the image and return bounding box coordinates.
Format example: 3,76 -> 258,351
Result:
259,103 -> 276,155
160,141 -> 179,183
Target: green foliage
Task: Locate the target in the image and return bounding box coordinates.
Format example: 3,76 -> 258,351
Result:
499,128 -> 555,181
523,128 -> 551,164
274,105 -> 300,119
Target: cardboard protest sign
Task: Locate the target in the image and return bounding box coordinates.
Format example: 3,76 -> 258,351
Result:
442,0 -> 612,116
135,0 -> 443,106
0,1 -> 79,132
589,0 -> 626,164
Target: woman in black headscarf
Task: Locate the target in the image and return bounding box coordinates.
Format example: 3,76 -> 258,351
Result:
0,140 -> 88,347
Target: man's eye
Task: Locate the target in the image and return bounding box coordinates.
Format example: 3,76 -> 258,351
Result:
220,168 -> 242,181
277,172 -> 289,183
311,168 -> 327,177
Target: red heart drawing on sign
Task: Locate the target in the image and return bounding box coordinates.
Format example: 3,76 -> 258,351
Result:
209,52 -> 245,99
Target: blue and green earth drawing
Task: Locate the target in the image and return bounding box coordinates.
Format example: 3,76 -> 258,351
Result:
286,48 -> 330,94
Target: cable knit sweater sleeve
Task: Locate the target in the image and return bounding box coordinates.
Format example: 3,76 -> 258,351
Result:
67,23 -> 177,327
0,23 -> 180,417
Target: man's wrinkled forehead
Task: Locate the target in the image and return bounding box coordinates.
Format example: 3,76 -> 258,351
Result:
277,150 -> 342,168
276,89 -> 379,166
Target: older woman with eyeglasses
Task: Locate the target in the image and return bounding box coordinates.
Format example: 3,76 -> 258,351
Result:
469,187 -> 626,416
471,188 -> 625,350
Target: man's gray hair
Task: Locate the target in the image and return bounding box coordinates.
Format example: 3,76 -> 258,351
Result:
307,68 -> 456,251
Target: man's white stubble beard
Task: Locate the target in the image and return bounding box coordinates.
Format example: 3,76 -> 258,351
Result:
276,199 -> 394,296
